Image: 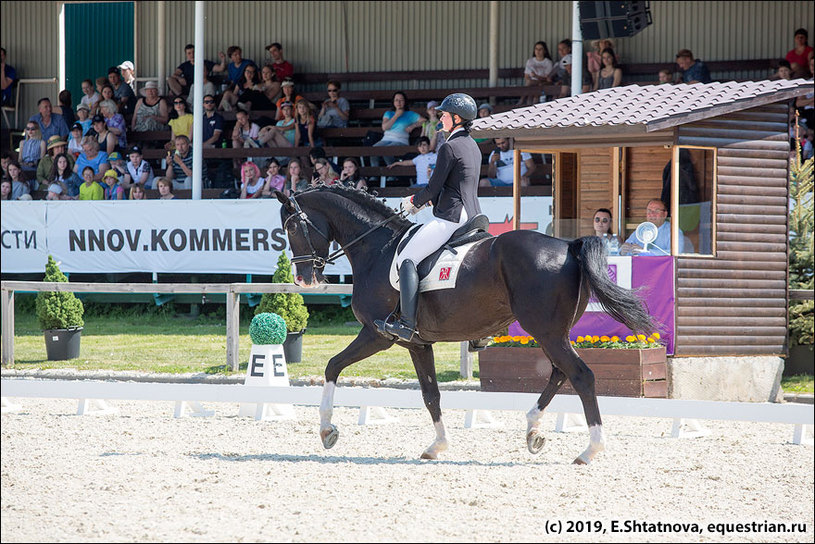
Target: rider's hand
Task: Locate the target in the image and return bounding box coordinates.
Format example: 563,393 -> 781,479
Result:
401,195 -> 419,215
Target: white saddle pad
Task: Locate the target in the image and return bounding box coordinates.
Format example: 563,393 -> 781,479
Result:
389,227 -> 481,293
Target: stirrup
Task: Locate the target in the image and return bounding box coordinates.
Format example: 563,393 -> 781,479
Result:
374,318 -> 427,345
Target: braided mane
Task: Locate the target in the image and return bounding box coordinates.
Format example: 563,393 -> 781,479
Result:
299,183 -> 412,230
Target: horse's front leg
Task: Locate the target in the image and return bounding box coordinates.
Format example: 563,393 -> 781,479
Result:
526,361 -> 567,454
320,326 -> 395,449
406,343 -> 447,459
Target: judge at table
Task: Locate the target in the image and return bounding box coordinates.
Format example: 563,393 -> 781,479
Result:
620,199 -> 686,255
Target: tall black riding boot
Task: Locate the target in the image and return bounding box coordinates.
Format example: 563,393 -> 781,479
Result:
375,259 -> 424,343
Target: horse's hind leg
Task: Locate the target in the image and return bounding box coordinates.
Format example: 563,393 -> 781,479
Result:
539,335 -> 605,464
526,364 -> 567,454
407,343 -> 447,459
320,326 -> 395,449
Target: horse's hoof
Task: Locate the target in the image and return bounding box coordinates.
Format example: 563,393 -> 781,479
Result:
320,425 -> 339,449
526,430 -> 546,454
420,451 -> 437,460
573,457 -> 588,465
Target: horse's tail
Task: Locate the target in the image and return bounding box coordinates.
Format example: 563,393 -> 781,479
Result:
569,236 -> 655,334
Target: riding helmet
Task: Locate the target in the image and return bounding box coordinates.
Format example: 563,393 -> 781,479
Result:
436,93 -> 478,121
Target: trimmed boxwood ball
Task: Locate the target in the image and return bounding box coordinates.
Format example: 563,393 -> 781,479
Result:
250,312 -> 287,345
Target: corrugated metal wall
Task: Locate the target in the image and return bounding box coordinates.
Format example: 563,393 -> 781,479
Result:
2,1 -> 813,128
674,104 -> 790,357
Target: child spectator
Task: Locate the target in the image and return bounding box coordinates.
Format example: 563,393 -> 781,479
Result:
259,101 -> 295,149
294,98 -> 317,148
774,60 -> 793,80
76,104 -> 93,134
168,97 -> 194,141
107,151 -> 126,180
99,83 -> 116,108
317,80 -> 350,128
338,157 -> 367,191
658,68 -> 673,84
49,151 -> 82,198
154,176 -> 176,199
78,165 -> 104,200
284,158 -> 308,195
239,161 -> 264,199
421,100 -> 442,150
260,158 -> 286,195
102,168 -> 126,200
129,184 -> 147,200
79,79 -> 101,114
68,122 -> 84,157
786,28 -> 813,78
386,136 -> 437,187
231,108 -> 261,150
275,79 -> 303,121
19,121 -> 46,173
7,160 -> 30,200
123,145 -> 154,190
1,179 -> 12,200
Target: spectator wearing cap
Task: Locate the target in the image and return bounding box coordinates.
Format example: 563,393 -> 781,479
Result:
258,100 -> 295,148
212,45 -> 256,86
675,49 -> 711,84
275,78 -> 303,121
74,135 -> 110,182
317,80 -> 349,129
102,168 -> 126,200
90,113 -> 117,155
266,42 -> 294,84
552,39 -> 573,84
131,81 -> 169,134
100,99 -> 127,150
107,150 -> 126,179
46,181 -> 72,201
68,123 -> 84,157
29,97 -> 69,141
123,145 -> 154,190
558,54 -> 592,98
118,61 -> 136,94
421,100 -> 442,150
108,67 -> 135,116
166,44 -> 216,99
37,135 -> 74,186
76,103 -> 92,134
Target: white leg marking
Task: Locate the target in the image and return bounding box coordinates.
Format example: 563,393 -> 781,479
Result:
576,424 -> 606,464
422,420 -> 449,459
526,405 -> 545,434
319,381 -> 336,430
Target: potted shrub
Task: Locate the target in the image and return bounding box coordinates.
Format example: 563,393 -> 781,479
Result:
255,252 -> 309,362
478,333 -> 668,398
35,255 -> 85,361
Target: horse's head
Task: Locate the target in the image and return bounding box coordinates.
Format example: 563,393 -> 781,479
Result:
276,190 -> 330,287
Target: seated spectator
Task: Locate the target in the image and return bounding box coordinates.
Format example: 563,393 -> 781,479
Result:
129,184 -> 147,200
387,136 -> 436,187
1,47 -> 17,108
212,45 -> 256,86
479,137 -> 535,187
258,100 -> 295,148
67,123 -> 84,157
266,42 -> 294,88
53,90 -> 76,127
338,157 -> 367,191
594,47 -> 623,90
74,135 -> 110,182
1,151 -> 11,179
108,67 -> 135,116
586,39 -> 612,90
0,179 -> 10,200
558,55 -> 592,97
786,28 -> 814,78
234,64 -> 278,112
37,135 -> 74,186
311,158 -> 338,186
46,181 -> 71,201
49,151 -> 82,198
201,94 -> 225,148
317,80 -> 350,129
522,41 -> 555,105
219,63 -> 260,112
102,168 -> 125,200
473,103 -> 493,143
675,49 -> 711,84
620,199 -> 686,255
75,104 -> 93,135
99,82 -> 116,107
107,151 -> 126,180
29,97 -> 69,141
131,81 -> 169,134
284,158 -> 308,196
118,60 -> 136,94
231,108 -> 261,150
552,39 -> 572,84
371,91 -> 426,168
167,44 -> 215,99
421,100 -> 442,150
165,135 -> 205,190
154,176 -> 176,200
99,99 -> 127,150
239,161 -> 264,199
773,59 -> 793,80
186,64 -> 217,110
79,79 -> 101,114
123,145 -> 154,190
308,147 -> 339,176
260,158 -> 286,195
168,97 -> 194,141
19,121 -> 46,173
658,68 -> 673,84
90,114 -> 117,155
294,98 -> 317,148
7,160 -> 30,200
78,165 -> 104,200
592,208 -> 623,249
275,78 -> 303,121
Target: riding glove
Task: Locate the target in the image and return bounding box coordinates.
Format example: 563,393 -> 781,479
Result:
401,195 -> 420,215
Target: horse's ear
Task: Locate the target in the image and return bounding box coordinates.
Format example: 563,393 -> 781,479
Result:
274,190 -> 295,212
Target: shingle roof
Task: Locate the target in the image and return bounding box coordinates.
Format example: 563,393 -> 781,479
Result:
470,79 -> 813,138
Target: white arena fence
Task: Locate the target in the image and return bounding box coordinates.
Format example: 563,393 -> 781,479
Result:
1,380 -> 812,445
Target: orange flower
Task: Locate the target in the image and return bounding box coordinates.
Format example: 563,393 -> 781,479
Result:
576,336 -> 584,343
600,335 -> 610,342
570,340 -> 575,345
626,335 -> 636,342
651,332 -> 661,340
611,336 -> 620,342
647,337 -> 656,343
520,337 -> 529,345
636,334 -> 646,342
591,335 -> 600,342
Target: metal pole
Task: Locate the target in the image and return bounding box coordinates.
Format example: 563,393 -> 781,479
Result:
191,1 -> 205,200
571,0 -> 584,97
1,288 -> 14,366
488,1 -> 499,95
157,1 -> 166,95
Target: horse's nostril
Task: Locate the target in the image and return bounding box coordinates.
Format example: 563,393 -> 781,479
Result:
296,275 -> 304,283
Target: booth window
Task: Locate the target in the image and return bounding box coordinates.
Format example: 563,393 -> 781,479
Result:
669,146 -> 716,256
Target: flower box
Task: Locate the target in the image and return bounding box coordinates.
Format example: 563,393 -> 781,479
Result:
478,345 -> 668,398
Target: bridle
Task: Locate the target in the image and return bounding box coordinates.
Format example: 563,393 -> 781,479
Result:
283,194 -> 405,270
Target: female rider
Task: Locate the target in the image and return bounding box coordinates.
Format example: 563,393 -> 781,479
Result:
374,93 -> 482,344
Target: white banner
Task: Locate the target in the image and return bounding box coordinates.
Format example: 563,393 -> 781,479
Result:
1,197 -> 552,275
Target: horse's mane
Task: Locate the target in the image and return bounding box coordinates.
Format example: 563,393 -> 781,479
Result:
299,184 -> 412,231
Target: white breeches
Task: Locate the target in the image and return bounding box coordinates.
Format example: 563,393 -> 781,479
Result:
396,208 -> 469,267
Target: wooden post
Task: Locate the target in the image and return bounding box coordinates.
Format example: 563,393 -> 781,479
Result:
460,341 -> 473,379
1,288 -> 14,366
226,290 -> 240,371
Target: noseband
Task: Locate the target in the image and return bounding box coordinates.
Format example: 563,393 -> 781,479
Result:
283,194 -> 405,271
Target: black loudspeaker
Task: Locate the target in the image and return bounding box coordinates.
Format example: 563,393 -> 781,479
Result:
579,1 -> 652,40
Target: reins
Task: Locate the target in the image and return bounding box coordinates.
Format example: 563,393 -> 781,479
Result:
284,194 -> 406,269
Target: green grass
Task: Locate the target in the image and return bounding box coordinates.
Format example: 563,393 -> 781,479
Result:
3,307 -> 474,383
781,374 -> 815,394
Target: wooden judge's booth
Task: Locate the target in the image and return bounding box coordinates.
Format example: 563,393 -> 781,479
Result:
471,79 -> 813,401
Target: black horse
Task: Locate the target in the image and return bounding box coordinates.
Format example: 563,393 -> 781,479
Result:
275,186 -> 653,464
